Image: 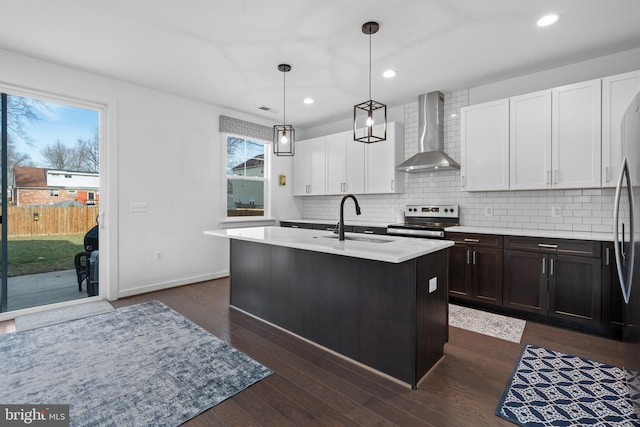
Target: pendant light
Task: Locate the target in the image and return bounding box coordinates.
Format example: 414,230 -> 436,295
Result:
273,63 -> 295,156
354,21 -> 387,143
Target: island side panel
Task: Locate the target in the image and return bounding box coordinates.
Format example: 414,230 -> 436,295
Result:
229,239 -> 418,385
416,248 -> 449,382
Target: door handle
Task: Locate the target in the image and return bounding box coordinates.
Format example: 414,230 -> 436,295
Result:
466,250 -> 471,265
605,247 -> 610,266
538,243 -> 558,249
613,158 -> 635,304
472,251 -> 477,265
550,258 -> 554,276
542,257 -> 546,275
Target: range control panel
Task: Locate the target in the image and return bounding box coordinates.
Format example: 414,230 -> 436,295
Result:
404,205 -> 459,218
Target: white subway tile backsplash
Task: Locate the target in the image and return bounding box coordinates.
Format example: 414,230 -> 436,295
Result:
301,90 -> 617,234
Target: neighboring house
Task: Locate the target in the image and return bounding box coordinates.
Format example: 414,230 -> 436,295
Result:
13,166 -> 99,207
229,154 -> 264,209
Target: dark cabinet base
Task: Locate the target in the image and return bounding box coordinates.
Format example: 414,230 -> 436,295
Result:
229,239 -> 449,388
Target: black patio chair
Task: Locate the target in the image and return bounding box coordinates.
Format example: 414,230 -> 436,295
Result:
74,225 -> 98,292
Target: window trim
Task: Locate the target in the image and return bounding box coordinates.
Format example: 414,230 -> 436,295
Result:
222,133 -> 270,220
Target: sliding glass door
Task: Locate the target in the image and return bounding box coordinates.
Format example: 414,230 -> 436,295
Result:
0,89 -> 101,313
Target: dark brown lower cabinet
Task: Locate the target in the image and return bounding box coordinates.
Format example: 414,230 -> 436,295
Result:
503,250 -> 546,314
602,242 -> 624,331
445,233 -> 503,307
502,237 -> 602,328
548,254 -> 601,324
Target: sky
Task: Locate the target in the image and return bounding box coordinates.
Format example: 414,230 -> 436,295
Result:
11,96 -> 99,167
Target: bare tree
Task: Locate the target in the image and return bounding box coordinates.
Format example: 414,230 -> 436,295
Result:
41,140 -> 75,170
40,129 -> 99,173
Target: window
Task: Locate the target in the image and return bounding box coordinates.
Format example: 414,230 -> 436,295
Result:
49,189 -> 59,197
226,136 -> 265,217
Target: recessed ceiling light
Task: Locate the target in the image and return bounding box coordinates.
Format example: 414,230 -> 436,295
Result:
383,70 -> 396,78
537,14 -> 558,27
303,98 -> 314,105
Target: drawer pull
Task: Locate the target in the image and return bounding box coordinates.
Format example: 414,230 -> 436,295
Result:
538,243 -> 558,249
464,238 -> 480,243
363,230 -> 375,234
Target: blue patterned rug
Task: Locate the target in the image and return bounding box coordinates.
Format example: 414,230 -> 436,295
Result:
497,344 -> 639,426
0,300 -> 272,426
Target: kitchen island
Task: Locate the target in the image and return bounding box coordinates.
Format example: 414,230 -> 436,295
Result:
204,226 -> 453,388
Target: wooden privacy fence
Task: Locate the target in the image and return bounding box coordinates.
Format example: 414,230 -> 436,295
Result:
6,206 -> 100,237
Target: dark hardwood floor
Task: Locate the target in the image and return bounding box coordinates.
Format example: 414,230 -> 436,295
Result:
106,277 -> 624,427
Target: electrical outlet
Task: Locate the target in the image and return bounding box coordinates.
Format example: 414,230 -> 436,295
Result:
551,206 -> 562,218
484,207 -> 493,217
154,250 -> 163,261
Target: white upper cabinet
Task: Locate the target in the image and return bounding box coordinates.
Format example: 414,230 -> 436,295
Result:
293,122 -> 403,196
460,99 -> 510,191
292,137 -> 326,196
364,122 -> 405,194
602,70 -> 640,187
551,79 -> 601,189
510,90 -> 552,190
325,131 -> 365,194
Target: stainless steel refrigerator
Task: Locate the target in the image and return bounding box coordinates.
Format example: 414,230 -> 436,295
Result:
614,89 -> 640,412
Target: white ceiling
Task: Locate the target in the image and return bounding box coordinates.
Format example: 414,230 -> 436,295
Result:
2,0 -> 640,128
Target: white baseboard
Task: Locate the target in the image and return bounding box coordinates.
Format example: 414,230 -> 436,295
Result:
116,271 -> 229,299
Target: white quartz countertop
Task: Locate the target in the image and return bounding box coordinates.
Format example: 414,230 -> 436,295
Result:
279,218 -> 390,227
204,226 -> 453,263
445,226 -> 614,242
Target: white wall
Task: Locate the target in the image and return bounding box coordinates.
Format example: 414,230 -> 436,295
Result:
0,48 -> 298,300
299,49 -> 640,234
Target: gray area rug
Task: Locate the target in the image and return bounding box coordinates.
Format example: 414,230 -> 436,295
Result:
0,300 -> 272,426
449,304 -> 526,343
14,300 -> 115,331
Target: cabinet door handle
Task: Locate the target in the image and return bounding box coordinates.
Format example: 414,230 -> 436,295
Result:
464,238 -> 480,243
546,170 -> 551,185
472,251 -> 477,265
344,182 -> 348,192
538,243 -> 558,249
606,247 -> 610,266
363,230 -> 374,234
391,179 -> 394,191
605,166 -> 610,182
462,175 -> 466,187
554,169 -> 559,184
466,250 -> 471,265
550,258 -> 554,276
542,257 -> 546,274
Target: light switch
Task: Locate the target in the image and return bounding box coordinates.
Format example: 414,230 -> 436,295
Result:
429,277 -> 437,293
130,202 -> 149,213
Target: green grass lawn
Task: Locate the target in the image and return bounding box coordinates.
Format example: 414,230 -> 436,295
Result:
7,234 -> 84,277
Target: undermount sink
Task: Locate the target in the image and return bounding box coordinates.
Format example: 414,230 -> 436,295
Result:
315,234 -> 394,244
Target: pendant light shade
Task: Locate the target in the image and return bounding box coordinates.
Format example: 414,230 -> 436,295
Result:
273,63 -> 295,156
354,21 -> 387,144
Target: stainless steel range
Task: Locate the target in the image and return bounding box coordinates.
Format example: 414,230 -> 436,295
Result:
387,205 -> 459,239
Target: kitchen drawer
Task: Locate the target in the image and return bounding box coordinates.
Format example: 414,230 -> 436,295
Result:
352,225 -> 387,235
504,236 -> 600,257
280,221 -> 315,229
444,232 -> 503,248
313,223 -> 342,232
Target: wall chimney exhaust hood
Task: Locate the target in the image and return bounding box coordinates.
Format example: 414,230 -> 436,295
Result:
396,91 -> 460,172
